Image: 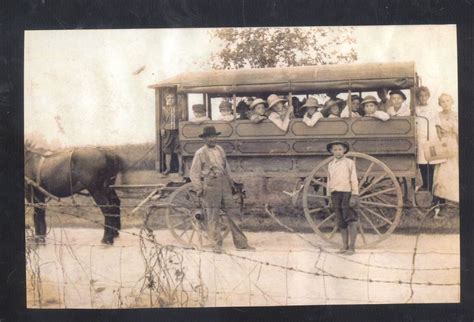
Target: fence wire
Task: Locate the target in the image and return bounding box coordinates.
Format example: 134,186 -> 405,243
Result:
25,195 -> 460,308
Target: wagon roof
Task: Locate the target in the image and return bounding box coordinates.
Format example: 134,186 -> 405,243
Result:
148,62 -> 416,94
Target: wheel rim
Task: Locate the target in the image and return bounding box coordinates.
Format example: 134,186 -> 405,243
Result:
302,152 -> 403,248
165,183 -> 230,248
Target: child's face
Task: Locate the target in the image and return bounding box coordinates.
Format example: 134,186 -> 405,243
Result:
439,96 -> 453,111
330,105 -> 340,116
255,104 -> 266,116
307,106 -> 317,116
273,102 -> 286,113
194,111 -> 206,118
351,100 -> 361,112
165,94 -> 176,106
331,144 -> 346,159
390,94 -> 404,108
364,102 -> 377,115
221,108 -> 232,116
418,91 -> 430,105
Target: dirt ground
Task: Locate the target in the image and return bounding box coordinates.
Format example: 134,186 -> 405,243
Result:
26,227 -> 459,308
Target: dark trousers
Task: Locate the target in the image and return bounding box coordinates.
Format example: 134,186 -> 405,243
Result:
418,164 -> 435,191
331,191 -> 358,229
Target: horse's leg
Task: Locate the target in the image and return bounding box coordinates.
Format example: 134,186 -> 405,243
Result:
33,193 -> 46,244
89,189 -> 116,245
107,188 -> 121,238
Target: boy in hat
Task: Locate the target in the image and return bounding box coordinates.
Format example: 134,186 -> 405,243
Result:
189,125 -> 255,253
387,90 -> 410,117
248,98 -> 268,123
267,94 -> 293,131
361,95 -> 390,121
326,141 -> 359,255
302,97 -> 324,127
217,101 -> 235,122
161,89 -> 185,175
341,95 -> 363,118
190,103 -> 210,124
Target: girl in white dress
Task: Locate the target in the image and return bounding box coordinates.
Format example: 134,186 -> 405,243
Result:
433,93 -> 459,215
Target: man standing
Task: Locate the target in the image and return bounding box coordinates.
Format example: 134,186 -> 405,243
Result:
160,89 -> 184,175
190,126 -> 255,253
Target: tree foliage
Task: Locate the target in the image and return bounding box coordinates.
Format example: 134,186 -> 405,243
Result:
210,27 -> 358,69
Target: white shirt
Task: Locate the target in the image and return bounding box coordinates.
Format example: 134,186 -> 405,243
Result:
365,110 -> 390,121
327,156 -> 359,195
303,111 -> 324,127
387,103 -> 411,117
189,145 -> 229,191
190,116 -> 210,124
328,114 -> 339,119
268,111 -> 291,131
217,114 -> 235,122
415,104 -> 444,164
340,106 -> 361,118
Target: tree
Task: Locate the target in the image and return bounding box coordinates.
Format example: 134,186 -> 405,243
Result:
210,27 -> 358,69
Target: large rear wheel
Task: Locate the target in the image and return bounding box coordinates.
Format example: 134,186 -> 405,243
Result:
302,152 -> 403,248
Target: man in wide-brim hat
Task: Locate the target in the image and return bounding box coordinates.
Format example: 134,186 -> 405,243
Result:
190,126 -> 255,252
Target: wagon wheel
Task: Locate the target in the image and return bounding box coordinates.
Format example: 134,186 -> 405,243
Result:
165,182 -> 230,248
302,152 -> 403,248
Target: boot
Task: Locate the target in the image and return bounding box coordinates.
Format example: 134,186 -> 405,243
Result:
337,228 -> 348,253
346,222 -> 358,255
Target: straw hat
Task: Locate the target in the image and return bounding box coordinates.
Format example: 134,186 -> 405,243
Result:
249,98 -> 267,110
361,95 -> 378,106
267,94 -> 287,109
389,90 -> 407,100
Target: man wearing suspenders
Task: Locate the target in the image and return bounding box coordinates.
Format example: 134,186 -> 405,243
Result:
190,126 -> 255,253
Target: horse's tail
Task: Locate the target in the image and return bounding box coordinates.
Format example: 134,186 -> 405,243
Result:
104,149 -> 123,186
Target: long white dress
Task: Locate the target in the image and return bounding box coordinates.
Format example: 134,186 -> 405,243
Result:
433,111 -> 459,203
415,104 -> 445,165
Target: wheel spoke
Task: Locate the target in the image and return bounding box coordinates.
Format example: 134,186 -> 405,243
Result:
308,207 -> 324,214
360,205 -> 394,225
171,217 -> 192,230
360,200 -> 398,209
328,225 -> 338,239
359,209 -> 382,236
315,212 -> 335,229
306,194 -> 329,200
359,173 -> 387,196
360,187 -> 396,200
188,227 -> 196,243
359,162 -> 375,189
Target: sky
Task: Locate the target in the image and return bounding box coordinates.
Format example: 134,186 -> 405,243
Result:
24,25 -> 457,148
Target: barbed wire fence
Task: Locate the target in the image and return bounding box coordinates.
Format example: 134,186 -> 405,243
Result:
24,193 -> 460,308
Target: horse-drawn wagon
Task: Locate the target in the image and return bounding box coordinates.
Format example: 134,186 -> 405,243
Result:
145,62 -> 427,249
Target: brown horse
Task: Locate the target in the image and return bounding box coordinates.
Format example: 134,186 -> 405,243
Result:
24,142 -> 122,245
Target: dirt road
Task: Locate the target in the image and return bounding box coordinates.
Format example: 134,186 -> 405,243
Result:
25,227 -> 459,308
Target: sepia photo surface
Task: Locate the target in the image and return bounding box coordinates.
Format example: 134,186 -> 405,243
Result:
24,25 -> 459,308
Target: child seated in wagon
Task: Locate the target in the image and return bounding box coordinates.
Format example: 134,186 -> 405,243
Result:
267,94 -> 293,131
248,98 -> 268,123
301,96 -> 324,127
322,99 -> 344,118
341,95 -> 363,118
361,95 -> 390,121
189,104 -> 210,124
217,101 -> 235,122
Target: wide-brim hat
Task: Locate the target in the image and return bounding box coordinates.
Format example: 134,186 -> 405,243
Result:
389,90 -> 407,100
249,98 -> 267,110
326,141 -> 350,154
192,104 -> 206,113
267,94 -> 287,109
361,95 -> 378,106
301,96 -> 320,108
322,99 -> 345,114
199,125 -> 221,138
